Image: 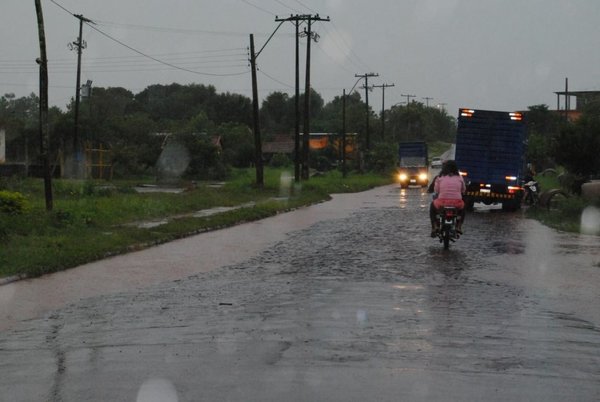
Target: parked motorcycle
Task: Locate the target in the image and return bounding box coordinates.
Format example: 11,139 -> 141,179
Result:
522,180 -> 540,206
436,206 -> 460,249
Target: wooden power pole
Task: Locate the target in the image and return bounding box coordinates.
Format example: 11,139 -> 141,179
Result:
249,34 -> 264,188
34,0 -> 53,211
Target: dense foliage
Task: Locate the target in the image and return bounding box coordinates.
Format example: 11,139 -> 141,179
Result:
523,102 -> 600,189
1,84 -> 457,179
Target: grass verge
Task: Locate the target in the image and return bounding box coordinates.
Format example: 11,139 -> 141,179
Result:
0,168 -> 392,279
525,173 -> 600,235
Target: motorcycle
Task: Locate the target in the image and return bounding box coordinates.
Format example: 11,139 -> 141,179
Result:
436,206 -> 460,249
522,180 -> 540,206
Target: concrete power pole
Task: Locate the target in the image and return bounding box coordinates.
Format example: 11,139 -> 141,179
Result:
373,83 -> 395,139
355,73 -> 379,150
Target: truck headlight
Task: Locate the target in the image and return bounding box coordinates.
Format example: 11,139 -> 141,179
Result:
399,173 -> 408,182
419,173 -> 428,181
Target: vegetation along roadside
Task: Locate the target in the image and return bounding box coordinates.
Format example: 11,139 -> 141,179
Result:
0,169 -> 392,280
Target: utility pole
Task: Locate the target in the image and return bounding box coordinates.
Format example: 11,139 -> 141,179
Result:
355,73 -> 378,150
249,34 -> 263,188
300,15 -> 329,179
422,97 -> 433,107
437,102 -> 447,112
373,83 -> 394,139
34,0 -> 53,211
294,18 -> 300,182
401,93 -> 416,106
342,89 -> 347,178
69,14 -> 92,178
565,77 -> 569,121
275,14 -> 329,181
401,94 -> 416,139
302,18 -> 313,180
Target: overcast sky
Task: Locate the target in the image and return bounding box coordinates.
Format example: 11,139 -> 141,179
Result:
2,0 -> 600,117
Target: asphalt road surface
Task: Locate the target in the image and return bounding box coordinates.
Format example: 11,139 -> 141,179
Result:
1,184 -> 599,401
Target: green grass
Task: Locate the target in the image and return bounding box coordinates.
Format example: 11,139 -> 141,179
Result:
0,168 -> 392,279
526,195 -> 599,234
525,170 -> 600,235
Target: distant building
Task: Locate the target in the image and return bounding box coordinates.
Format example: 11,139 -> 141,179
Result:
554,90 -> 600,121
262,133 -> 359,161
262,134 -> 295,157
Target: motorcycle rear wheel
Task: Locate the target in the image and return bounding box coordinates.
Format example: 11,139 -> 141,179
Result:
442,230 -> 450,249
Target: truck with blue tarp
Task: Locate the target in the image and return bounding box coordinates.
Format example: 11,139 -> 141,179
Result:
455,108 -> 526,211
397,141 -> 429,188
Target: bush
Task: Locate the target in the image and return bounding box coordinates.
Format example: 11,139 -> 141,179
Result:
0,190 -> 29,215
270,153 -> 292,168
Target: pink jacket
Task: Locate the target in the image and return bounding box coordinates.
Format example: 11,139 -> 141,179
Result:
434,174 -> 466,200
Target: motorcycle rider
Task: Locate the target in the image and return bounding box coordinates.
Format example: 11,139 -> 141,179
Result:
429,160 -> 466,237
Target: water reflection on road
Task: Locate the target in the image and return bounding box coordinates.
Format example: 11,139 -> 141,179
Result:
0,184 -> 599,401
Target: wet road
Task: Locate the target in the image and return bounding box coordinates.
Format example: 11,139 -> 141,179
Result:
1,184 -> 599,401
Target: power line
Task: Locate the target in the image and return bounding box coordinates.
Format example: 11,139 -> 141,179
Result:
291,0 -> 316,13
257,68 -> 294,89
93,20 -> 284,38
84,22 -> 250,77
49,0 -> 73,16
48,0 -> 250,77
329,22 -> 373,72
313,41 -> 354,74
240,0 -> 276,16
271,0 -> 301,13
0,49 -> 248,65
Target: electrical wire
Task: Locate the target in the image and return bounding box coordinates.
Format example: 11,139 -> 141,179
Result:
93,20 -> 277,38
49,0 -> 250,77
270,0 -> 302,14
313,41 -> 354,75
85,23 -> 250,77
239,0 -> 276,16
291,0 -> 316,13
257,68 -> 294,89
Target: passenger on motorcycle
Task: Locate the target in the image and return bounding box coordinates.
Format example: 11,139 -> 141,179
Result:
429,160 -> 466,237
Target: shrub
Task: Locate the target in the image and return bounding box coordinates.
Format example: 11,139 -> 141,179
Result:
270,153 -> 292,168
0,190 -> 29,215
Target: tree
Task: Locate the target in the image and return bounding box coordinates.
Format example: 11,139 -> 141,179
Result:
260,91 -> 292,135
0,93 -> 42,162
218,123 -> 254,168
552,102 -> 600,180
386,102 -> 455,144
525,104 -> 562,170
